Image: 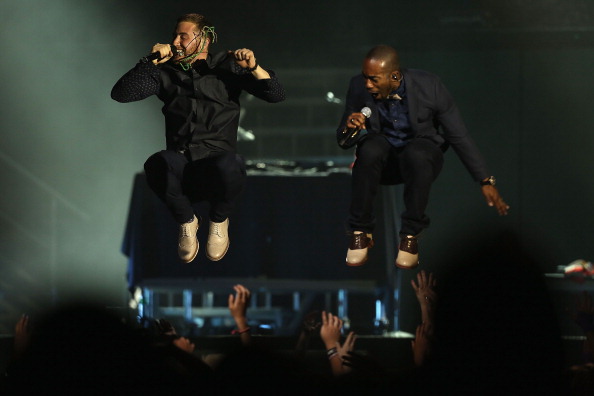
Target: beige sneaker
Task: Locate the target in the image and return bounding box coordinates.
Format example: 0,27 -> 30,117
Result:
178,215 -> 199,263
206,218 -> 230,261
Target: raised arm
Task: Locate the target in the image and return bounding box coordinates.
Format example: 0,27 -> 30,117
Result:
229,48 -> 285,103
228,284 -> 252,345
111,61 -> 161,103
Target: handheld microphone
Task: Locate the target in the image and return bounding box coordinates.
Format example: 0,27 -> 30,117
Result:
140,44 -> 183,63
338,107 -> 372,149
344,107 -> 371,136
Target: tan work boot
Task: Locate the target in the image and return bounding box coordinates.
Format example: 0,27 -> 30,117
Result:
206,218 -> 230,261
178,215 -> 199,263
346,231 -> 374,266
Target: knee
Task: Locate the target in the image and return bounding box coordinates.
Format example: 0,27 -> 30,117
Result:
144,150 -> 186,174
402,140 -> 443,168
215,153 -> 246,180
401,155 -> 443,183
144,152 -> 166,177
356,138 -> 388,168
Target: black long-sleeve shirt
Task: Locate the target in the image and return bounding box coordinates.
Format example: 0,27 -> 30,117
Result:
111,51 -> 285,160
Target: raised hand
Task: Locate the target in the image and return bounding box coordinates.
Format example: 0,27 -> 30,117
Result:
411,322 -> 433,367
232,48 -> 257,70
320,310 -> 343,349
228,284 -> 251,322
230,48 -> 270,79
228,284 -> 251,344
150,43 -> 174,64
301,310 -> 322,335
335,331 -> 357,375
411,270 -> 437,325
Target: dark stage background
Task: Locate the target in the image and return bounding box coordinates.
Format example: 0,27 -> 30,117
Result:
1,0 -> 593,338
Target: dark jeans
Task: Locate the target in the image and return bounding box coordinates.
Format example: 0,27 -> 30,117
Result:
349,134 -> 444,236
144,150 -> 246,224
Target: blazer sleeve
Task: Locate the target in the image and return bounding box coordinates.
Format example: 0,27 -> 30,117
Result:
336,75 -> 376,144
432,76 -> 490,181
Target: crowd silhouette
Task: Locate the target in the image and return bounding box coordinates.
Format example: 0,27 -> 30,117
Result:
1,230 -> 591,395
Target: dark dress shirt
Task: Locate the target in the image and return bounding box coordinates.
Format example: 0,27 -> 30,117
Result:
376,79 -> 411,147
111,51 -> 285,160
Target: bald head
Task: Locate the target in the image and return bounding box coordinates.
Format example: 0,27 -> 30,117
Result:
361,45 -> 402,100
365,45 -> 400,73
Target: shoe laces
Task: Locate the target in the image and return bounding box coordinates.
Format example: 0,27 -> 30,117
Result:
181,222 -> 193,238
399,235 -> 418,253
211,222 -> 221,237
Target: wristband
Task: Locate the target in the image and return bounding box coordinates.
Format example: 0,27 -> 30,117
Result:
326,347 -> 338,359
246,63 -> 258,72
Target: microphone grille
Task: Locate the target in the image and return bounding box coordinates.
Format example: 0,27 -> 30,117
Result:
361,107 -> 372,118
170,44 -> 184,56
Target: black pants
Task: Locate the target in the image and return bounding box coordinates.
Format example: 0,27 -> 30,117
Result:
349,134 -> 444,236
144,150 -> 246,224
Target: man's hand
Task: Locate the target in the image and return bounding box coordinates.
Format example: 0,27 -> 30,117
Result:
228,284 -> 251,323
320,311 -> 343,349
172,336 -> 196,354
411,270 -> 437,307
150,43 -> 174,65
411,322 -> 433,367
411,270 -> 437,326
232,48 -> 257,69
481,185 -> 509,216
346,112 -> 367,131
231,49 -> 270,79
228,284 -> 252,344
301,310 -> 322,334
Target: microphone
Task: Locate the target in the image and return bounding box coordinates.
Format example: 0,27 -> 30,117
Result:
344,107 -> 371,136
338,107 -> 372,149
140,44 -> 182,63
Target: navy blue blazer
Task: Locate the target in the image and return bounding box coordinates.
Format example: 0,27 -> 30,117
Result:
336,68 -> 490,181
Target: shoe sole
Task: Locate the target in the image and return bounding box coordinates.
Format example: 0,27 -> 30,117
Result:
346,256 -> 368,267
206,241 -> 230,262
395,260 -> 419,269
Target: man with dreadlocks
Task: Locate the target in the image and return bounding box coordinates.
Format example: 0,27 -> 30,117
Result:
112,13 -> 285,263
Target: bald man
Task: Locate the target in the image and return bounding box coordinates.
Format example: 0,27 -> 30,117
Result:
337,45 -> 509,269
